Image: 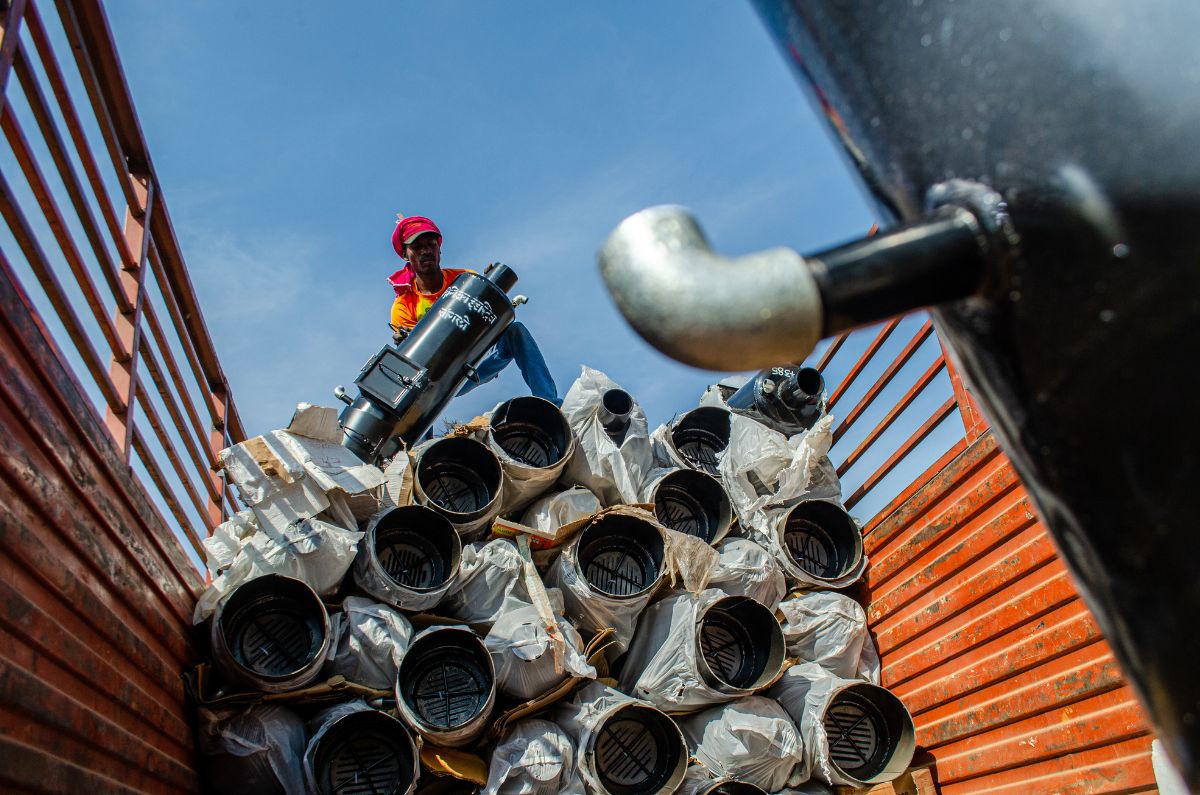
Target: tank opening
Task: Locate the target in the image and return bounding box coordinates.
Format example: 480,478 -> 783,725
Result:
399,629 -> 494,731
221,575 -> 326,680
577,514 -> 665,598
309,711 -> 417,795
652,469 -> 732,543
671,407 -> 730,476
594,704 -> 685,795
491,396 -> 571,469
416,437 -> 502,516
823,683 -> 915,785
781,501 -> 862,582
373,505 -> 462,591
698,596 -> 784,691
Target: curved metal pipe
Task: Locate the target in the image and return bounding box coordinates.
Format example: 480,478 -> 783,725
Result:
598,205 -> 823,371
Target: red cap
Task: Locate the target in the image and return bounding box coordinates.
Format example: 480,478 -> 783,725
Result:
392,216 -> 442,258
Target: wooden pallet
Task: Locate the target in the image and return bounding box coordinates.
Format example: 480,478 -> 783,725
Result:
836,765 -> 937,795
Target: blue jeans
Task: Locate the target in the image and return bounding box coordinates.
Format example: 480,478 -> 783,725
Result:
457,321 -> 559,404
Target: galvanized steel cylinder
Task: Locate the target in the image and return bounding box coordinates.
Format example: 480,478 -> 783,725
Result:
773,500 -> 865,588
303,706 -> 420,795
354,505 -> 463,613
649,468 -> 733,544
210,573 -> 331,693
487,396 -> 575,514
413,436 -> 504,540
395,625 -> 497,746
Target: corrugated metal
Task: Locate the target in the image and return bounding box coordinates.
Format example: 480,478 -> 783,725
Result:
0,237 -> 201,791
862,431 -> 1157,794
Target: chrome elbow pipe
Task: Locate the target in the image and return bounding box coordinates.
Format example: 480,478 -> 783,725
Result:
599,186 -> 1003,371
598,206 -> 823,371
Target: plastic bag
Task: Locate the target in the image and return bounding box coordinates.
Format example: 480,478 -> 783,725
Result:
483,719 -> 586,794
485,591 -> 595,700
706,538 -> 786,608
479,400 -> 577,515
544,522 -> 659,653
619,589 -> 778,712
198,704 -> 307,795
778,591 -> 880,683
555,682 -> 687,795
203,510 -> 258,575
678,696 -> 809,792
442,539 -> 530,626
303,701 -> 420,794
518,487 -> 601,536
325,597 -> 413,690
194,516 -> 363,623
559,366 -> 653,506
769,663 -> 916,787
717,412 -> 841,538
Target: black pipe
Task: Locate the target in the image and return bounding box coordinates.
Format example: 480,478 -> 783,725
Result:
597,389 -> 634,444
807,206 -> 987,337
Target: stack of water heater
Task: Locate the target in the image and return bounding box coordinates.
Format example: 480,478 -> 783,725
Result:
192,359 -> 917,795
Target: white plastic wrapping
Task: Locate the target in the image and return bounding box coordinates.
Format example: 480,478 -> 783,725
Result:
442,539 -> 530,625
716,412 -> 841,538
559,366 -> 653,506
482,719 -> 586,794
480,400 -> 577,515
518,486 -> 601,537
303,701 -> 419,795
555,682 -> 687,795
485,591 -> 595,700
544,524 -> 659,654
194,517 -> 363,624
778,592 -> 880,683
619,589 -> 779,712
770,663 -> 916,788
325,597 -> 413,690
707,538 -> 787,608
678,696 -> 809,792
203,509 -> 258,574
764,501 -> 867,590
199,704 -> 307,795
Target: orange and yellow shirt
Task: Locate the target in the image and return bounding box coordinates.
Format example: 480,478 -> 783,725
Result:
388,267 -> 473,329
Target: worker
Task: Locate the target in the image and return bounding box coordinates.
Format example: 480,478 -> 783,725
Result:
388,215 -> 559,404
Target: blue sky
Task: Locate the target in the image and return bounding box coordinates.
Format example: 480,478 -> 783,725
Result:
103,1 -> 877,434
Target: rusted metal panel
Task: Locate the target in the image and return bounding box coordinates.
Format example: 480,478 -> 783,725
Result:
0,249 -> 200,791
863,432 -> 1155,792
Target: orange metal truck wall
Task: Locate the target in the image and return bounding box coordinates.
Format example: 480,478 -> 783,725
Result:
864,431 -> 1157,794
0,256 -> 201,790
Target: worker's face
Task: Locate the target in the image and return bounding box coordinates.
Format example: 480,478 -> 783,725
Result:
404,233 -> 441,275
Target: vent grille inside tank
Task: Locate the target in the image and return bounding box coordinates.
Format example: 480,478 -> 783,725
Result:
378,529 -> 449,590
228,599 -> 323,678
783,518 -> 841,579
581,536 -> 659,597
422,461 -> 492,514
404,653 -> 491,730
672,427 -> 723,475
318,728 -> 413,795
595,709 -> 679,795
654,488 -> 712,541
824,691 -> 889,782
699,610 -> 763,689
493,421 -> 561,468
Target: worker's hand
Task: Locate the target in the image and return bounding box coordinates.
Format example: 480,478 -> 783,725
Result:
390,324 -> 410,346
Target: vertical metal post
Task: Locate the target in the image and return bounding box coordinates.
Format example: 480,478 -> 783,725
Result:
0,0 -> 28,103
207,386 -> 228,528
939,337 -> 987,441
104,172 -> 154,458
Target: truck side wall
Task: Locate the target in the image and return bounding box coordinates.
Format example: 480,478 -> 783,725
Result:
865,431 -> 1156,794
0,258 -> 201,793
